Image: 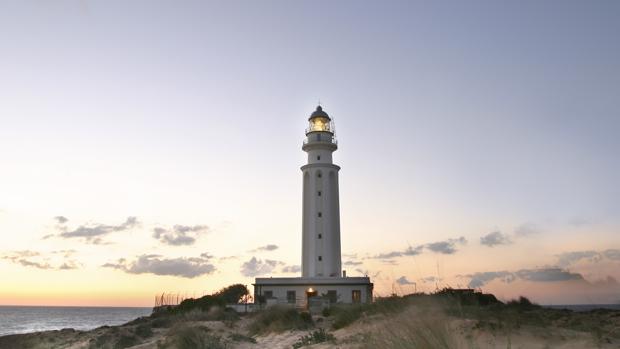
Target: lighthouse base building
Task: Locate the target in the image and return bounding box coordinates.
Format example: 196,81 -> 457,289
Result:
253,106 -> 372,308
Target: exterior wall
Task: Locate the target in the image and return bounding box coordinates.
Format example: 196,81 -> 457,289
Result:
301,129 -> 342,278
254,283 -> 372,307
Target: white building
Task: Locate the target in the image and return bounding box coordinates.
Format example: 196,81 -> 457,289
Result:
254,106 -> 373,308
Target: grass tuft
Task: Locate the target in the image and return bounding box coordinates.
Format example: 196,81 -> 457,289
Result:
248,306 -> 313,335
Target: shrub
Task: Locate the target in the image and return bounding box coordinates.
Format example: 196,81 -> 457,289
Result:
176,295 -> 227,313
134,323 -> 153,338
88,331 -> 140,349
214,284 -> 249,304
228,333 -> 257,343
159,324 -> 227,349
507,296 -> 539,309
292,328 -> 336,348
331,305 -> 366,329
248,306 -> 313,334
361,310 -> 455,349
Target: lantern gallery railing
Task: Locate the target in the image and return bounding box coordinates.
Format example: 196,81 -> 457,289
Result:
303,136 -> 338,145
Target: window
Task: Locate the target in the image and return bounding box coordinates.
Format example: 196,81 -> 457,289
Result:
264,291 -> 273,299
327,290 -> 337,304
318,256 -> 322,261
317,155 -> 321,160
318,212 -> 322,217
287,291 -> 296,304
317,172 -> 322,178
318,191 -> 321,196
352,290 -> 361,303
318,234 -> 322,239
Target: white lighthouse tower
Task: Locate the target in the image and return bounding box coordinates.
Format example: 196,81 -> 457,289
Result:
301,106 -> 342,278
253,105 -> 372,308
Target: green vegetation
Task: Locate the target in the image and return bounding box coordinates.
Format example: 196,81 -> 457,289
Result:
228,332 -> 257,343
157,325 -> 227,349
174,284 -> 248,314
248,306 -> 314,334
292,328 -> 336,348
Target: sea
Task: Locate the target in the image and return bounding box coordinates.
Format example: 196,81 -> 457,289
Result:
0,306 -> 152,337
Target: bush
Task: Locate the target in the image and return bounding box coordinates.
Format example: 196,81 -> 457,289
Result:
176,295 -> 227,313
214,284 -> 249,304
331,305 -> 365,329
228,333 -> 257,343
134,323 -> 153,338
292,328 -> 336,348
248,306 -> 313,334
159,324 -> 227,349
507,296 -> 539,309
88,330 -> 140,349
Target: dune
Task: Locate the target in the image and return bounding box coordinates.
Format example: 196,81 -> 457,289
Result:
1,292 -> 618,349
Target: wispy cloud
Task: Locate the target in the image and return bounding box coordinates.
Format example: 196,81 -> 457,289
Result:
152,225 -> 209,246
420,276 -> 442,283
50,216 -> 139,244
425,237 -> 467,254
514,223 -> 541,236
240,257 -> 284,277
396,276 -> 416,285
555,249 -> 620,267
368,237 -> 465,260
1,250 -> 81,271
480,231 -> 512,247
249,244 -> 279,252
463,268 -> 584,288
281,265 -> 301,273
54,216 -> 68,224
343,260 -> 362,266
102,253 -> 215,278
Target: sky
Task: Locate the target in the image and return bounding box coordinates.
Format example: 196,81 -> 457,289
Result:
0,0 -> 619,307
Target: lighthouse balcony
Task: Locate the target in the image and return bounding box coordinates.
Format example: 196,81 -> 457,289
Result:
302,137 -> 337,151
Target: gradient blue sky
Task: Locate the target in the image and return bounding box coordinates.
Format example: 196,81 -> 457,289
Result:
1,1 -> 619,306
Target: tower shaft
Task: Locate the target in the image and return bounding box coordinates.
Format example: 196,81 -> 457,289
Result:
301,106 -> 342,278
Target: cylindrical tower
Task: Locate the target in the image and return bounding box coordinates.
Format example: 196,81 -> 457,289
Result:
301,106 -> 342,278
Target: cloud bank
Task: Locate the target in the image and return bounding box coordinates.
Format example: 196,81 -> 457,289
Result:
480,231 -> 512,247
102,253 -> 215,278
152,225 -> 209,246
240,257 -> 284,277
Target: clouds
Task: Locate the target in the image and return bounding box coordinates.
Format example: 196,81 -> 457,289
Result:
516,268 -> 583,282
240,257 -> 284,277
425,237 -> 467,254
152,225 -> 209,246
604,249 -> 620,261
54,216 -> 68,224
369,238 -> 465,261
556,249 -> 620,267
343,260 -> 362,266
249,244 -> 279,252
514,223 -> 541,236
463,268 -> 584,288
556,250 -> 602,267
1,250 -> 80,271
396,276 -> 416,285
480,231 -> 512,247
281,265 -> 301,273
102,253 -> 215,278
50,216 -> 139,244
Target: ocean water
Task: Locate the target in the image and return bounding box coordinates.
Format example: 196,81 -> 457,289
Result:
0,306 -> 152,336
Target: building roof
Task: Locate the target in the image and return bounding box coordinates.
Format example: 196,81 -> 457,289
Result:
254,276 -> 372,286
309,105 -> 330,121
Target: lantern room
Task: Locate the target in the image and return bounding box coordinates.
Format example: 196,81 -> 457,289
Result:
306,106 -> 333,134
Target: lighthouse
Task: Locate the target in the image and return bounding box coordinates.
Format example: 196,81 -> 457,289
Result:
301,106 -> 342,278
253,105 -> 372,308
